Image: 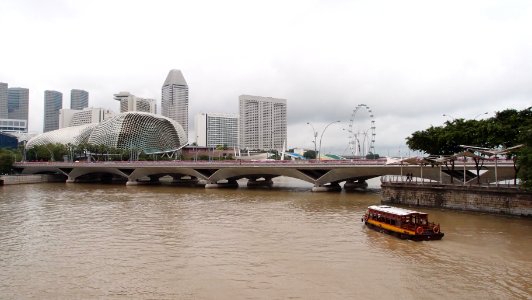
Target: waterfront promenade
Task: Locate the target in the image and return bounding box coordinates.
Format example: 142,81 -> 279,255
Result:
13,159 -> 516,191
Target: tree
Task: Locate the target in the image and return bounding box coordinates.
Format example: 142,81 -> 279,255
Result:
406,107 -> 532,186
303,150 -> 316,159
366,152 -> 380,159
0,149 -> 16,174
517,127 -> 532,190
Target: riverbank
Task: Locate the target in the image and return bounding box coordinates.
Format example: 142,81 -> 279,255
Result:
0,174 -> 66,185
381,181 -> 532,217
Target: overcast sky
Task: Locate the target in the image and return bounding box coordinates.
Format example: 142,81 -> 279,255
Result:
1,0 -> 530,156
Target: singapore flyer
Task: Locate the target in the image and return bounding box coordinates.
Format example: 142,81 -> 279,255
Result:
347,104 -> 376,157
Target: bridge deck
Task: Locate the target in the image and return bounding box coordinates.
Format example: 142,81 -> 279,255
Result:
12,160 -> 516,191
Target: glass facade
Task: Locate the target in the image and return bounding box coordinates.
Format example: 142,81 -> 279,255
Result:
44,90 -> 63,132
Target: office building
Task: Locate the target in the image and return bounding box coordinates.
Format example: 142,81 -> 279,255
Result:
70,89 -> 89,110
0,82 -> 7,119
161,69 -> 188,137
59,107 -> 115,128
114,91 -> 156,113
44,90 -> 63,132
7,87 -> 29,122
239,94 -> 287,151
0,83 -> 28,133
195,112 -> 239,148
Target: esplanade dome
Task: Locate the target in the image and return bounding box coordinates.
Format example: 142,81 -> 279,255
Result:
26,112 -> 187,154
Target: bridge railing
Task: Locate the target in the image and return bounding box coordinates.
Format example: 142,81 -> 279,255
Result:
381,175 -> 520,188
14,157 -> 515,167
14,159 -> 390,167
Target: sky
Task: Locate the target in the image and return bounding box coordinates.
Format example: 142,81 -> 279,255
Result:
1,0 -> 531,156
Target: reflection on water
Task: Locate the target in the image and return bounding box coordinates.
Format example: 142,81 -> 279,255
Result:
0,178 -> 531,299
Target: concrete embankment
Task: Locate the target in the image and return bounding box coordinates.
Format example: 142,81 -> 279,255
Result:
0,174 -> 66,185
381,182 -> 532,217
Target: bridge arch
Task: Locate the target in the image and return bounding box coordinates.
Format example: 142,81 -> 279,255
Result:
67,168 -> 129,183
207,167 -> 316,185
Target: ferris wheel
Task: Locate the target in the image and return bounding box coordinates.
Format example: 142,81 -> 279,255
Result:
348,104 -> 376,157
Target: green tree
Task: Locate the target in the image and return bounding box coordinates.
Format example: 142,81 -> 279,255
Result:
516,127 -> 532,189
406,107 -> 532,185
0,149 -> 16,174
303,150 -> 316,159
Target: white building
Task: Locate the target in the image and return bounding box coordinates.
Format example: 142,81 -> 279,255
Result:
114,91 -> 156,113
161,69 -> 188,138
0,119 -> 27,133
59,107 -> 115,128
195,112 -> 239,148
238,95 -> 287,151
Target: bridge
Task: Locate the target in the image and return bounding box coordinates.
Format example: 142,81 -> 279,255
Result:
13,159 -> 517,191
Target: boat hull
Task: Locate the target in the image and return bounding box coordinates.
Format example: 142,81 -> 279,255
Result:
365,221 -> 444,241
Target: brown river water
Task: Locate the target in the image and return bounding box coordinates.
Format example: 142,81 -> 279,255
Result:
0,178 -> 530,299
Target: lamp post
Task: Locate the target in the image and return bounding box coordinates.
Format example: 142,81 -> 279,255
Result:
318,120 -> 341,161
474,112 -> 488,120
442,113 -> 455,120
306,122 -> 318,159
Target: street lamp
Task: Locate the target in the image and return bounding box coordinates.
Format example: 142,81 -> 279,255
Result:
306,122 -> 318,158
318,120 -> 341,161
442,113 -> 455,120
474,112 -> 488,120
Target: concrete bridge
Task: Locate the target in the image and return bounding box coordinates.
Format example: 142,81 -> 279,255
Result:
13,159 -> 517,191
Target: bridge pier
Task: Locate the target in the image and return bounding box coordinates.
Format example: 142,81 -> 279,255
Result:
247,177 -> 274,188
172,175 -> 201,187
205,179 -> 239,189
312,182 -> 342,192
344,179 -> 368,191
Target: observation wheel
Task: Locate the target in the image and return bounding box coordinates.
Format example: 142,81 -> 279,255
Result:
348,104 -> 376,157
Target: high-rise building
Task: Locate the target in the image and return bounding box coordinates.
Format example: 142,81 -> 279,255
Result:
1,84 -> 28,133
7,87 -> 29,122
59,107 -> 115,128
195,112 -> 239,148
44,90 -> 63,132
239,94 -> 287,151
70,89 -> 89,110
161,69 -> 188,138
113,91 -> 156,113
0,82 -> 7,119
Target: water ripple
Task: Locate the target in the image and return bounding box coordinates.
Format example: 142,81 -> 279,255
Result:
0,182 -> 530,299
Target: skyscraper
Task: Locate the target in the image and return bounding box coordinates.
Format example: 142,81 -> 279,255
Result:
7,87 -> 29,121
0,82 -> 7,119
1,85 -> 29,133
70,89 -> 89,110
161,69 -> 188,138
113,91 -> 156,113
44,90 -> 62,132
195,112 -> 239,148
239,95 -> 287,151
